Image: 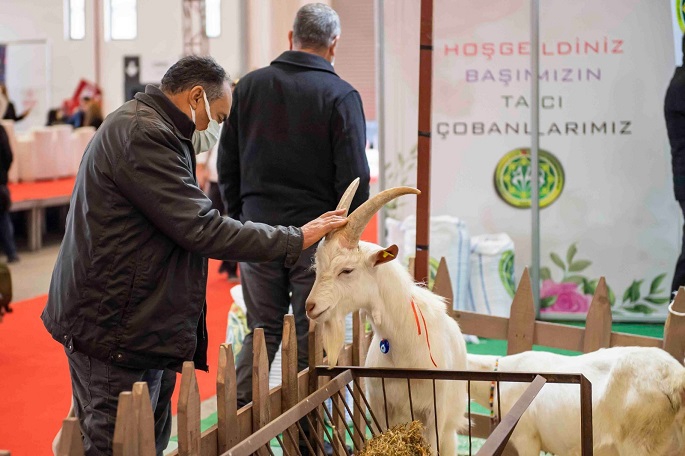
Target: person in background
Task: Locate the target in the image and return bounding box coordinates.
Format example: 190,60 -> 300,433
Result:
219,3 -> 370,408
666,34 -> 685,296
0,124 -> 18,263
0,84 -> 33,122
197,128 -> 239,281
83,99 -> 104,129
41,55 -> 347,456
65,96 -> 91,128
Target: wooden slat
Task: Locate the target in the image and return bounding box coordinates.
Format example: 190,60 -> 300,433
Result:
582,277 -> 612,353
476,376 -> 547,456
217,344 -> 239,453
352,311 -> 366,449
454,309 -> 662,352
664,287 -> 685,364
56,417 -> 84,456
454,310 -> 510,339
132,382 -> 156,455
432,257 -> 454,317
308,321 -> 324,456
252,328 -> 270,435
178,361 -> 201,456
334,348 -> 353,454
282,314 -> 299,455
506,268 -> 536,355
113,392 -> 137,456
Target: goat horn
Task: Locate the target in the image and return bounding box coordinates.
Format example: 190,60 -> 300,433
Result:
326,178 -> 361,241
337,186 -> 420,247
335,178 -> 360,216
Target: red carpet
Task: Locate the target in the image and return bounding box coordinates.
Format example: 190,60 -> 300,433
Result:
0,259 -> 234,455
0,221 -> 377,455
8,177 -> 75,203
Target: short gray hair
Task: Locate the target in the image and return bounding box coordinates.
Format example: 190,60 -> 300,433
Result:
292,3 -> 341,50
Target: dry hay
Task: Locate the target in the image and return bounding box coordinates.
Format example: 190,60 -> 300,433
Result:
356,420 -> 431,456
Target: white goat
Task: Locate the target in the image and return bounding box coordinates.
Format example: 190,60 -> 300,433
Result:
468,348 -> 685,456
306,183 -> 469,455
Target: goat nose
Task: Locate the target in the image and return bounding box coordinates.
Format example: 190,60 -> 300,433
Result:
306,301 -> 316,313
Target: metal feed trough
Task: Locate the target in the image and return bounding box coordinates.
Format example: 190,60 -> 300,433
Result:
223,366 -> 593,456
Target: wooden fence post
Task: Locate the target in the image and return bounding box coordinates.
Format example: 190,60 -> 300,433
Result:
217,343 -> 239,453
506,268 -> 535,355
132,382 -> 156,455
333,346 -> 353,454
252,328 -> 270,437
308,320 -> 324,455
432,257 -> 454,317
281,314 -> 299,455
113,392 -> 137,456
583,277 -> 612,353
55,417 -> 84,456
664,287 -> 685,364
352,310 -> 367,449
177,361 -> 201,456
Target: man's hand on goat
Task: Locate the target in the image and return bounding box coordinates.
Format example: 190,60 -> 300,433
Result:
300,209 -> 348,250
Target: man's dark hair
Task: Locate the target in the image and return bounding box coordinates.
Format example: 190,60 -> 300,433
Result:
160,55 -> 230,102
292,3 -> 340,50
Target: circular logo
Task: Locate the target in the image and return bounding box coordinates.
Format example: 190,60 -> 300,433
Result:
494,147 -> 564,208
678,0 -> 685,33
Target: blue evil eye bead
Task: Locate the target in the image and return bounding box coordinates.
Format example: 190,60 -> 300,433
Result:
380,339 -> 390,354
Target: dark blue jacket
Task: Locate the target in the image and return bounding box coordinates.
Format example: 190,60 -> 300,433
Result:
219,51 -> 370,227
665,66 -> 685,201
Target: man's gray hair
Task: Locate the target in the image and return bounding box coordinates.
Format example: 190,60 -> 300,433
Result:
292,3 -> 341,50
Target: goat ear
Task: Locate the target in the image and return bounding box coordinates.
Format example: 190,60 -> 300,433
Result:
373,245 -> 399,267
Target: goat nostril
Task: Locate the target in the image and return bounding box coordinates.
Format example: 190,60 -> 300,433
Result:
306,301 -> 316,313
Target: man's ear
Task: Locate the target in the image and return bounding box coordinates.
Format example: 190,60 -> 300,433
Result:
373,244 -> 399,267
188,85 -> 204,110
288,31 -> 294,50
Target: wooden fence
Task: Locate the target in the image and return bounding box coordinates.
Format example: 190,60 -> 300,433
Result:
50,258 -> 685,455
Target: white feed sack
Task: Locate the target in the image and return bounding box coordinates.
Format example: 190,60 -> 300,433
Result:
467,233 -> 516,317
386,215 -> 471,311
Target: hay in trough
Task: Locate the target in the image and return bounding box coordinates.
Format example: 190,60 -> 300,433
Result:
356,420 -> 431,456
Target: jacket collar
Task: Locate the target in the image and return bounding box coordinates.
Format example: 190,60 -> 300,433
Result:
134,85 -> 195,140
271,51 -> 338,77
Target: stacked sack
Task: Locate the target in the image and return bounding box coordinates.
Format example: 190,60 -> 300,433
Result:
385,215 -> 471,312
466,233 -> 516,317
386,216 -> 516,318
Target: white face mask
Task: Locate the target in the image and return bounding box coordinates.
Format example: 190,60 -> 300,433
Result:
190,90 -> 221,154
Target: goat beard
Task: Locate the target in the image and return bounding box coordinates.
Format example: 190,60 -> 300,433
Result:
322,317 -> 346,367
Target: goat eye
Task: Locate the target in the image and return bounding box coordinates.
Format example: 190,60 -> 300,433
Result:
339,268 -> 354,276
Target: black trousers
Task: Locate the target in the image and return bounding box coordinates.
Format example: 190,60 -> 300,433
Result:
234,245 -> 316,407
673,200 -> 685,295
65,348 -> 177,456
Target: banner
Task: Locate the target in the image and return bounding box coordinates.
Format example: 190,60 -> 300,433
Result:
423,0 -> 678,321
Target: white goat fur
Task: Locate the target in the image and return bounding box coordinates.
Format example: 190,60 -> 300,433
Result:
468,348 -> 685,456
307,238 -> 469,455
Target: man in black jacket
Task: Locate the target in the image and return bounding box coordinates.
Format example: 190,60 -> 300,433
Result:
218,3 -> 370,407
41,56 -> 347,456
666,34 -> 685,295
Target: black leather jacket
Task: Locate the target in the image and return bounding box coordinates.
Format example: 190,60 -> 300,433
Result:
42,85 -> 303,372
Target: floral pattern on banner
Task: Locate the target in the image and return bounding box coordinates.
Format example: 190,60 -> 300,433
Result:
540,243 -> 671,316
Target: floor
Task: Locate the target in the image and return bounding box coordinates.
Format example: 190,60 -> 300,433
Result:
7,239 -> 209,454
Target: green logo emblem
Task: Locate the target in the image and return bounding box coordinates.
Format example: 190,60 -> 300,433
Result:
494,147 -> 564,208
678,0 -> 685,33
499,250 -> 516,298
